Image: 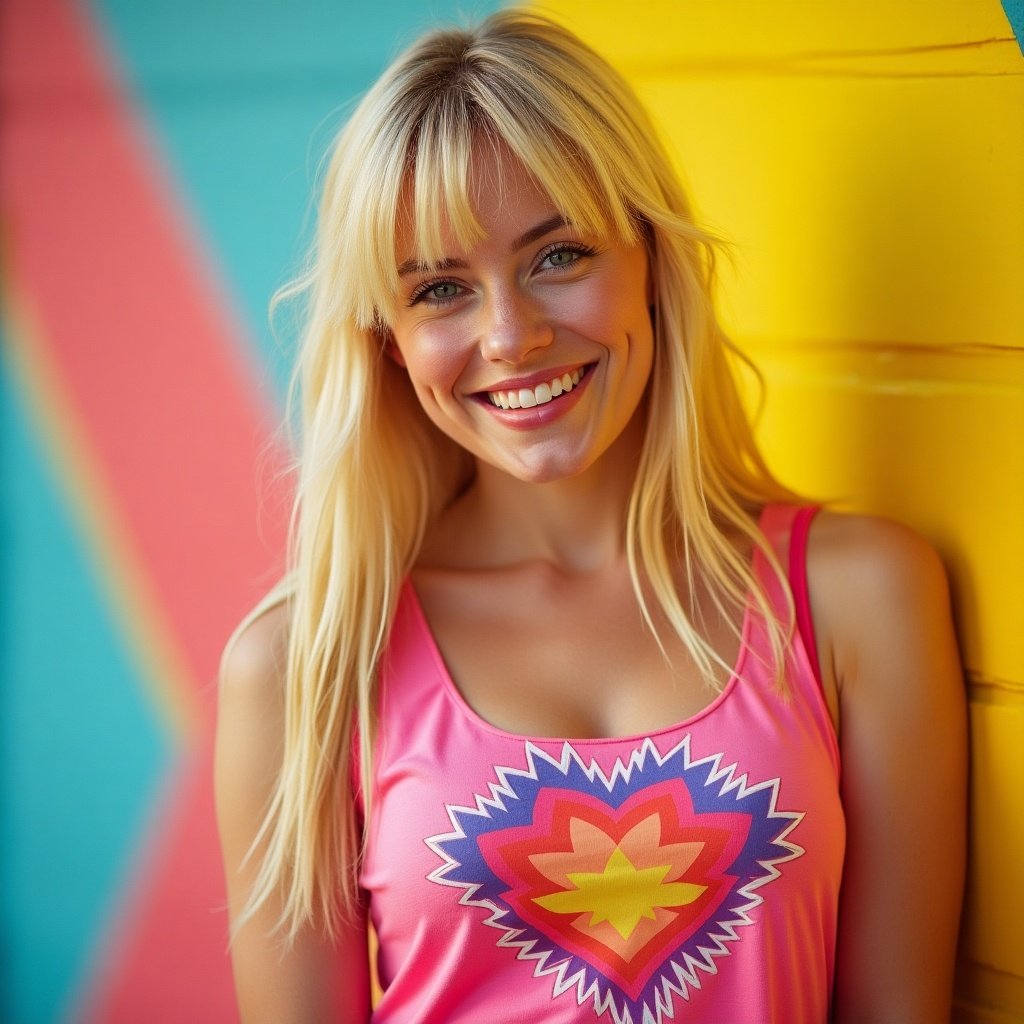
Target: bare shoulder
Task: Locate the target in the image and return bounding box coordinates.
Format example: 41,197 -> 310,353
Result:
806,509 -> 949,600
804,510 -> 956,698
216,597 -> 292,808
220,598 -> 290,702
220,598 -> 290,692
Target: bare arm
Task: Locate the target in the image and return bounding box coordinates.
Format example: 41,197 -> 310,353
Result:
214,604 -> 372,1024
811,514 -> 968,1022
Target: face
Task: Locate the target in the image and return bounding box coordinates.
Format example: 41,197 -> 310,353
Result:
387,141 -> 654,485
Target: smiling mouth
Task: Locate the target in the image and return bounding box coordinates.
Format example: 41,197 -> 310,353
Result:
485,365 -> 593,410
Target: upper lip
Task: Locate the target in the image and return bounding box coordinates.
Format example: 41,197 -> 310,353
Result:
476,362 -> 592,394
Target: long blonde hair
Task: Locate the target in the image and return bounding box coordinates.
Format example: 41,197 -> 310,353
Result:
241,9 -> 801,941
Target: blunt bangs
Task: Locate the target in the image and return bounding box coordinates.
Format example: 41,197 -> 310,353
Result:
330,16 -> 663,331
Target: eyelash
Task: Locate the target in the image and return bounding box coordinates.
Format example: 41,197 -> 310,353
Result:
407,242 -> 599,308
408,279 -> 462,307
537,240 -> 599,270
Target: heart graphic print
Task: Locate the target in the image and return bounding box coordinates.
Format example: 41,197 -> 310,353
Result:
425,736 -> 804,1024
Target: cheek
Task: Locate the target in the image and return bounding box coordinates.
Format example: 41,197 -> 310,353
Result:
400,327 -> 473,397
556,262 -> 650,339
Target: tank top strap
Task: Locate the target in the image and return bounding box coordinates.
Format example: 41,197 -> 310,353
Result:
754,503 -> 825,693
382,579 -> 443,703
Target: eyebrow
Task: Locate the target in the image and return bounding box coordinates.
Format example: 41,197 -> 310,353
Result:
397,213 -> 571,277
512,213 -> 571,253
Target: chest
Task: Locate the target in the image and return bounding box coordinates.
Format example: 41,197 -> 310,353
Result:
410,566 -> 743,739
365,591 -> 845,1022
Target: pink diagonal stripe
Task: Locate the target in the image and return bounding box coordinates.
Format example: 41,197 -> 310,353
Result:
1,1 -> 290,1018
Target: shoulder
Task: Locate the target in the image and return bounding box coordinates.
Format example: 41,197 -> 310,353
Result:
806,509 -> 949,598
219,597 -> 291,708
803,508 -> 961,713
215,597 -> 292,797
805,511 -> 952,644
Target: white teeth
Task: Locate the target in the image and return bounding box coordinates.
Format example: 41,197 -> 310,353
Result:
487,366 -> 588,410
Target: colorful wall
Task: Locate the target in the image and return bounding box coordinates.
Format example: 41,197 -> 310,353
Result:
1,1 -> 1020,1021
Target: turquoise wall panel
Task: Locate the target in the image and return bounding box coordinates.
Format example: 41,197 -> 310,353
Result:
0,350 -> 170,1024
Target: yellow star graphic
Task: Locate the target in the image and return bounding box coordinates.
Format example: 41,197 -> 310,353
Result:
533,845 -> 707,940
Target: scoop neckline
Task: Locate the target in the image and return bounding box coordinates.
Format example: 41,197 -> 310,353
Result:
402,509 -> 768,746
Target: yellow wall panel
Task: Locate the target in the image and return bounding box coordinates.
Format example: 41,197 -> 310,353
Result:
966,700 -> 1024,978
640,75 -> 1023,350
532,1 -> 1024,1018
747,344 -> 1024,685
540,1 -> 1019,67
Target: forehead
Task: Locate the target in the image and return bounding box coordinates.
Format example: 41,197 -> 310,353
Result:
396,136 -> 558,261
466,138 -> 553,220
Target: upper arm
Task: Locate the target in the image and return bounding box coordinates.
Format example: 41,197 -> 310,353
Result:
215,603 -> 371,1024
809,513 -> 968,1023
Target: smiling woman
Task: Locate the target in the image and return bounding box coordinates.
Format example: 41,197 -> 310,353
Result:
214,10 -> 967,1024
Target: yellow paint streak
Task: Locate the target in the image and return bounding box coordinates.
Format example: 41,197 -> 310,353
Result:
2,281 -> 201,741
969,673 -> 1024,706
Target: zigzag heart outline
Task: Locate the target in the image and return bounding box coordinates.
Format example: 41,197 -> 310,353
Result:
424,735 -> 804,1024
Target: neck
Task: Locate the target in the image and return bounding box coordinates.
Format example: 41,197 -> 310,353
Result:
422,410 -> 646,575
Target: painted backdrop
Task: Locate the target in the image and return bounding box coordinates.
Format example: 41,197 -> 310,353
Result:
1,2 -> 1021,1022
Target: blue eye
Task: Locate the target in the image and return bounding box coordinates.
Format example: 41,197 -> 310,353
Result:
410,279 -> 462,306
539,243 -> 598,271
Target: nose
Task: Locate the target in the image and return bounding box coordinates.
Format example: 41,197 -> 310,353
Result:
479,288 -> 554,364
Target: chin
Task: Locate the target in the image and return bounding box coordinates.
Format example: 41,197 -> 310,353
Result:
499,451 -> 597,485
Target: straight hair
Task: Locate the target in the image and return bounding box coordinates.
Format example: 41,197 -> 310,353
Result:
234,9 -> 802,942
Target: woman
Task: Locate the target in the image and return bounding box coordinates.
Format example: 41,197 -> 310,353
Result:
215,11 -> 966,1023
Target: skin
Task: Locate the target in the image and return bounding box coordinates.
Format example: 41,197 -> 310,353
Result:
216,607 -> 371,1023
216,141 -> 967,1021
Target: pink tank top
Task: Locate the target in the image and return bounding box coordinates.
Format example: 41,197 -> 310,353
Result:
361,505 -> 844,1023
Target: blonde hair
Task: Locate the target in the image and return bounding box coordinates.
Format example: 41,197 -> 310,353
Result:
241,9 -> 801,941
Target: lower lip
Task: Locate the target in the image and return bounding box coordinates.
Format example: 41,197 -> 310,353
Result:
476,367 -> 595,431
